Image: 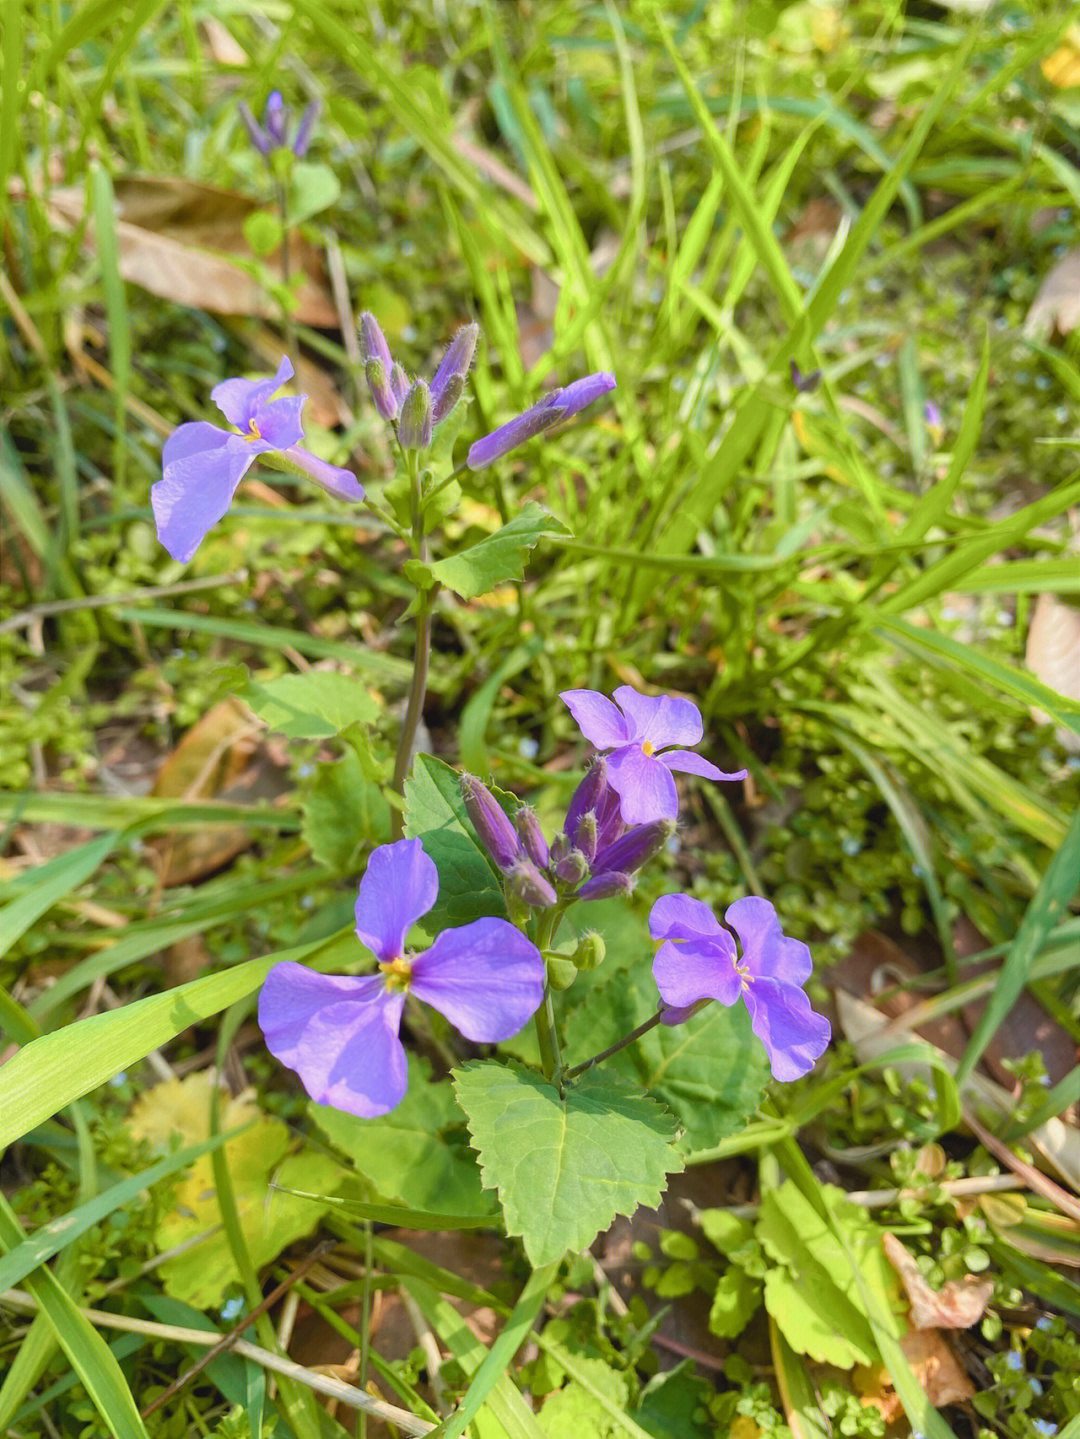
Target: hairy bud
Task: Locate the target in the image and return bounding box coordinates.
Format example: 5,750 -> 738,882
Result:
578,870 -> 634,902
460,774 -> 521,872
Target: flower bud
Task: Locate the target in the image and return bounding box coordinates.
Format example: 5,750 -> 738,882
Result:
592,820 -> 675,878
507,860 -> 557,909
546,955 -> 578,991
594,786 -> 625,850
264,91 -> 288,147
578,871 -> 635,902
515,806 -> 549,868
552,847 -> 588,885
431,372 -> 465,426
461,774 -> 521,872
292,99 -> 320,157
390,363 -> 409,406
398,379 -> 433,450
572,811 -> 598,864
564,758 -> 608,840
364,357 -> 398,421
431,324 -> 478,425
569,930 -> 605,971
360,314 -> 398,420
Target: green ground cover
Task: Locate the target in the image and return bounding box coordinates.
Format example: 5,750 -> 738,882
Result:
2,1 -> 1079,1435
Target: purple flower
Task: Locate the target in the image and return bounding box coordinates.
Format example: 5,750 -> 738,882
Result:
650,894 -> 830,1082
258,839 -> 545,1117
239,92 -> 320,158
789,359 -> 822,394
560,686 -> 746,826
152,357 -> 364,563
359,314 -> 477,432
467,372 -> 616,470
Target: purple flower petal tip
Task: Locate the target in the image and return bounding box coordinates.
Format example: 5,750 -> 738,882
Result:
558,372 -> 616,417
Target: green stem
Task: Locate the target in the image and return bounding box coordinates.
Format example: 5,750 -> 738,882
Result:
531,906 -> 566,1082
276,178 -> 296,358
562,1009 -> 665,1081
390,451 -> 433,837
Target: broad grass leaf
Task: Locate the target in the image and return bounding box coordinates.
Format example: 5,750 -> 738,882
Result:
243,671 -> 380,738
454,1060 -> 682,1267
414,502 -> 571,600
311,1056 -> 495,1217
403,754 -> 506,928
563,953 -> 770,1154
758,1181 -> 903,1368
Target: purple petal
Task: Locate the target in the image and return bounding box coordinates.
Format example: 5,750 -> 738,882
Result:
251,394 -> 305,450
212,357 -> 294,431
726,896 -> 812,987
282,446 -> 365,501
238,101 -> 272,155
264,91 -> 288,147
606,746 -> 679,825
430,324 -> 478,406
292,99 -> 320,157
354,839 -> 438,962
743,978 -> 830,1082
560,690 -> 631,751
649,893 -> 724,943
258,964 -> 408,1117
557,372 -> 616,418
653,932 -> 740,1010
152,427 -> 256,563
660,750 -> 747,782
410,918 -> 545,1042
466,391 -> 565,470
613,687 -> 702,749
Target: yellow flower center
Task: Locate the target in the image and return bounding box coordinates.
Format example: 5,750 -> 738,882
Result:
641,740 -> 655,756
735,960 -> 752,992
245,419 -> 262,442
378,956 -> 413,991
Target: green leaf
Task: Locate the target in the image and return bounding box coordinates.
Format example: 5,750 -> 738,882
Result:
708,1266 -> 762,1340
757,1181 -> 902,1368
243,208 -> 284,257
311,1056 -> 496,1217
454,1061 -> 683,1267
301,750 -> 391,871
0,831 -> 122,961
288,160 -> 341,224
417,502 -> 571,600
243,670 -> 380,737
563,957 -> 770,1154
403,754 -> 506,928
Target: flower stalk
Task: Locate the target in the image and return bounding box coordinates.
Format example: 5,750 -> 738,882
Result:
390,447 -> 435,835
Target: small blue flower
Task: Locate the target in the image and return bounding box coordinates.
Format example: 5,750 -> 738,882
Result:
239,92 -> 320,157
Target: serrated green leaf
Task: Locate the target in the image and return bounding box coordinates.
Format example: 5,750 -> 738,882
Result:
301,750 -> 391,871
454,1061 -> 683,1267
421,502 -> 571,600
311,1056 -> 496,1217
757,1181 -> 902,1368
563,957 -> 769,1153
403,754 -> 506,928
243,671 -> 380,738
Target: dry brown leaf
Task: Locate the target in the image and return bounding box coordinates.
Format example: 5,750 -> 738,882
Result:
201,16 -> 248,66
1042,25 -> 1080,88
899,1329 -> 975,1405
1024,248 -> 1080,339
1026,591 -> 1080,753
882,1233 -> 994,1330
48,176 -> 337,325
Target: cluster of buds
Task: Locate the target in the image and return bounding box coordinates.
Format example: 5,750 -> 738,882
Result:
461,759 -> 674,915
360,312 -> 477,448
238,91 -> 320,159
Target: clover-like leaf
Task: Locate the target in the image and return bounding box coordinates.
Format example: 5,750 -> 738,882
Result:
454,1060 -> 683,1267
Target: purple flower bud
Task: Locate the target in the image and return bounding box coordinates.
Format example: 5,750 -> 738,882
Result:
515,806 -> 549,868
360,314 -> 398,421
556,372 -> 616,417
398,379 -> 433,450
364,358 -> 398,422
592,820 -> 675,877
553,847 -> 589,885
390,363 -> 409,406
360,312 -> 393,373
789,359 -> 822,395
564,758 -> 608,840
508,860 -> 557,909
264,91 -> 288,147
292,99 -> 320,157
549,833 -> 571,867
467,391 -> 565,470
238,101 -> 273,156
573,812 -> 598,864
579,871 -> 635,902
461,774 -> 522,872
431,324 -> 478,424
594,787 -> 625,850
924,399 -> 943,429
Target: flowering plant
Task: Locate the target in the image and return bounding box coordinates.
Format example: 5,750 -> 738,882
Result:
152,303 -> 828,1269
